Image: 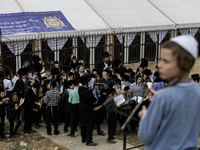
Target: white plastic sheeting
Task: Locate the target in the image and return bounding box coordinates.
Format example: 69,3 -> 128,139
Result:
180,28 -> 199,37
81,35 -> 102,48
148,30 -> 168,43
5,41 -> 29,55
127,33 -> 136,46
47,37 -> 69,51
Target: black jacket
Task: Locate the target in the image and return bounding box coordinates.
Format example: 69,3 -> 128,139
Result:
0,97 -> 7,117
78,86 -> 96,126
118,65 -> 127,77
62,88 -> 72,113
95,60 -> 112,77
23,88 -> 39,111
13,79 -> 25,99
7,101 -> 17,120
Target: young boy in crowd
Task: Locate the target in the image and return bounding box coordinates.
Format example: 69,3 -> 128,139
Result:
68,79 -> 79,137
105,88 -> 118,143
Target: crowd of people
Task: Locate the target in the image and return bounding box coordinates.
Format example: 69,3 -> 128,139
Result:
0,35 -> 199,149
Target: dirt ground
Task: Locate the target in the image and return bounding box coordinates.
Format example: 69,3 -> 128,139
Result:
0,122 -> 67,150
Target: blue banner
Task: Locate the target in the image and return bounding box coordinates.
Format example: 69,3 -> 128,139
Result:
0,11 -> 75,35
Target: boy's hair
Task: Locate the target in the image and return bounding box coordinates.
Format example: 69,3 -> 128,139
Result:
5,71 -> 11,77
124,86 -> 130,91
51,80 -> 57,88
161,41 -> 195,86
73,79 -> 79,86
114,79 -> 121,85
10,92 -> 17,99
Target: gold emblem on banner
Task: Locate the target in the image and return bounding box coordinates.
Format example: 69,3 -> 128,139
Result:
43,16 -> 66,29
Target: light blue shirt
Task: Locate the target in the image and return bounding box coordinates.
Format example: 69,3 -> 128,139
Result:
138,80 -> 200,150
68,89 -> 80,104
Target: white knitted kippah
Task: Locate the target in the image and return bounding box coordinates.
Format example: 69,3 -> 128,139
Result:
170,35 -> 198,59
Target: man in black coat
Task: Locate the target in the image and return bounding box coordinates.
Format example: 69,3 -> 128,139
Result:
112,59 -> 127,78
23,82 -> 40,134
95,52 -> 112,77
78,75 -> 97,146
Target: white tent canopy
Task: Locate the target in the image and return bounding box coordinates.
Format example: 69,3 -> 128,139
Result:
0,0 -> 200,42
150,0 -> 200,28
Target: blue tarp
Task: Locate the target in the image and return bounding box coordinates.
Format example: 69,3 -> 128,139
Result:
0,11 -> 75,35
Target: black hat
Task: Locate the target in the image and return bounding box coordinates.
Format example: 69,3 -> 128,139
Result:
0,71 -> 5,80
85,64 -> 90,69
111,75 -> 118,80
17,68 -> 27,76
123,75 -> 130,81
114,68 -> 120,74
79,74 -> 91,84
90,74 -> 97,78
92,68 -> 98,72
32,82 -> 40,89
32,62 -> 43,72
32,55 -> 41,63
71,63 -> 78,70
25,67 -> 32,74
51,68 -> 60,75
107,88 -> 116,94
68,72 -> 74,77
191,74 -> 200,79
54,61 -> 59,64
142,69 -> 152,76
112,59 -> 121,68
141,58 -> 148,67
139,64 -> 146,68
101,52 -> 111,58
127,68 -> 133,74
72,56 -> 76,60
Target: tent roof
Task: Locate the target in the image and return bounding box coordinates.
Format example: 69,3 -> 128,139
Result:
1,0 -> 200,42
150,0 -> 200,28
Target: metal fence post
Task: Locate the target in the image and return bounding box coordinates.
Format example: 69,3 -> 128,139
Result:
123,132 -> 127,150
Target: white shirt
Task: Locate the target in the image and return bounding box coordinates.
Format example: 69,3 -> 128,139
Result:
3,78 -> 13,91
